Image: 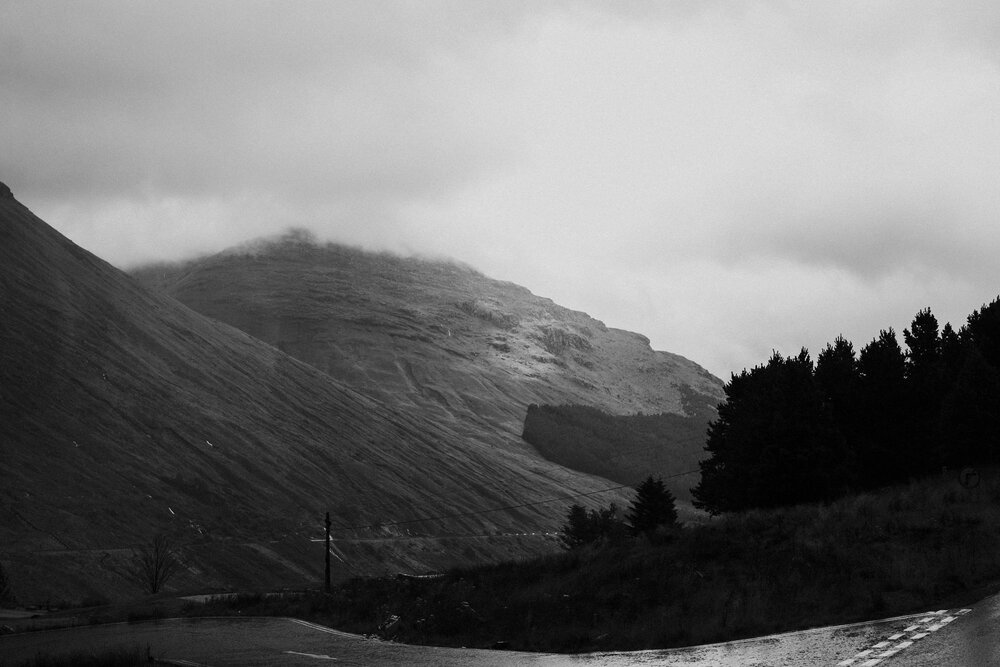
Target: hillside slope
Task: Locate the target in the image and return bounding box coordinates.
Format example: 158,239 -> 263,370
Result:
0,187 -> 629,603
133,231 -> 724,489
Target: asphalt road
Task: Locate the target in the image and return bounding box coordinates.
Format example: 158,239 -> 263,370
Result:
0,599 -> 991,666
886,592 -> 1000,666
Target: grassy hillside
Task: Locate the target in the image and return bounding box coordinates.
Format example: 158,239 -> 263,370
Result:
0,189 -> 631,604
191,469 -> 1000,652
131,231 -> 723,482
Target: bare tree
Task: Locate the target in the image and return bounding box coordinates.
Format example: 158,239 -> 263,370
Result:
133,534 -> 181,594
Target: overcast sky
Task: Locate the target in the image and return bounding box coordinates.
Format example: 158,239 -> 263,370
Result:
4,1 -> 1000,380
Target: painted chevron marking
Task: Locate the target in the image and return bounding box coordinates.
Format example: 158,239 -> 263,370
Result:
835,608 -> 970,666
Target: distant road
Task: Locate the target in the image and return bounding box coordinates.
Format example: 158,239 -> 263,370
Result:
0,600 -> 987,666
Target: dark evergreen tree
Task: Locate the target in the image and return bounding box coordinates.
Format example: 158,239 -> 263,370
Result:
626,476 -> 678,537
940,321 -> 964,385
855,329 -> 908,486
939,345 -> 1000,466
962,297 -> 1000,369
816,336 -> 858,405
939,298 -> 1000,467
593,504 -> 628,544
693,350 -> 848,513
902,308 -> 944,471
559,503 -> 626,549
559,504 -> 594,549
816,336 -> 859,435
903,308 -> 941,375
688,297 -> 1000,514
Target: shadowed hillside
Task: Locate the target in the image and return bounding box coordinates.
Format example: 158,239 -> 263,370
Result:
0,187 -> 634,604
521,400 -> 716,503
133,230 -> 723,488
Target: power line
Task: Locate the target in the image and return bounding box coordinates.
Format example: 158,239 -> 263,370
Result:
332,468 -> 701,534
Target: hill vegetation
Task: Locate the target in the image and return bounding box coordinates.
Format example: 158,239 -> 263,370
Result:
694,302 -> 1000,513
521,393 -> 714,502
189,470 -> 1000,652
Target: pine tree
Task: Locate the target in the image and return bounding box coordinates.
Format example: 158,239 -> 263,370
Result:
816,336 -> 859,440
938,298 -> 1000,467
693,350 -> 848,513
559,504 -> 594,549
627,476 -> 677,536
855,329 -> 908,486
940,345 -> 1000,466
903,308 -> 941,376
559,503 -> 625,549
903,308 -> 944,471
963,297 -> 1000,369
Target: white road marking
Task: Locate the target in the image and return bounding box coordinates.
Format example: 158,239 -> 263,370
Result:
835,608 -> 969,665
285,651 -> 337,660
289,618 -> 358,638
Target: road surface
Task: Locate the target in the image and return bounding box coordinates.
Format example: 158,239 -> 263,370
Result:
0,598 -> 991,666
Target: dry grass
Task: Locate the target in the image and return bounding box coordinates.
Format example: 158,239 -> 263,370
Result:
190,469 -> 1000,652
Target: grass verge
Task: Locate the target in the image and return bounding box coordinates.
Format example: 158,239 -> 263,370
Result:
191,469 -> 1000,651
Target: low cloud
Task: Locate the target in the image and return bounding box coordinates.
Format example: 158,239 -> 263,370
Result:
4,1 -> 1000,378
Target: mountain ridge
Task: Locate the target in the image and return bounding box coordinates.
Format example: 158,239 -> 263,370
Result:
132,228 -> 724,504
0,190 -> 635,603
133,228 -> 722,420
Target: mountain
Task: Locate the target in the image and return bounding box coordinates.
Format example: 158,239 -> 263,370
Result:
132,230 -> 724,497
0,187 -> 634,604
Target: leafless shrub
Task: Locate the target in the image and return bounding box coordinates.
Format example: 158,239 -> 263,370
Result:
132,534 -> 181,594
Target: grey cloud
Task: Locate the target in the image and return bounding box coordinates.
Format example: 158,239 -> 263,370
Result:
1,2 -> 525,202
5,0 -> 1000,379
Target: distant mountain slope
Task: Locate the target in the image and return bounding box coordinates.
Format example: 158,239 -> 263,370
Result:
133,230 -> 724,485
522,402 -> 717,503
0,188 -> 627,603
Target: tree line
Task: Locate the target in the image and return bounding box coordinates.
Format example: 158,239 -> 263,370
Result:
560,475 -> 678,549
522,398 -> 713,501
693,297 -> 1000,514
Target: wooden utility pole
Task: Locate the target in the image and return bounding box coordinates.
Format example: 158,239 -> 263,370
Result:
324,511 -> 332,593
